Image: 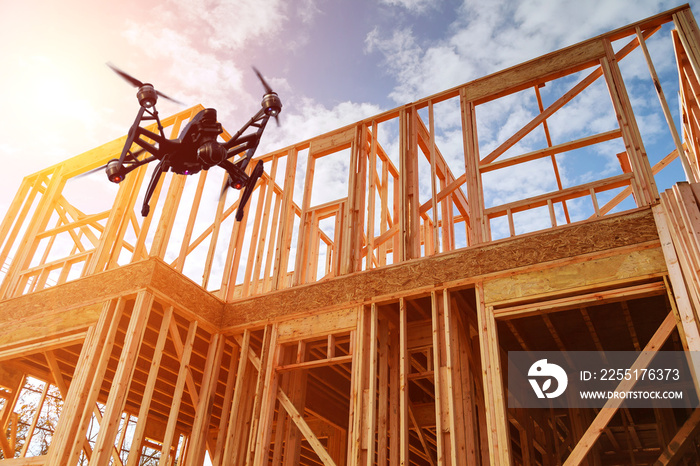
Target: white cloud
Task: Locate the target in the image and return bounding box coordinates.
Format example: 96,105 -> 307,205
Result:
379,0 -> 441,14
367,0 -> 681,106
158,0 -> 289,51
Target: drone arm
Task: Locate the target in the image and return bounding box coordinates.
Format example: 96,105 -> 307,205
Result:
131,137 -> 160,158
117,107 -> 168,167
116,107 -> 148,165
231,114 -> 270,173
119,154 -> 158,177
222,109 -> 267,150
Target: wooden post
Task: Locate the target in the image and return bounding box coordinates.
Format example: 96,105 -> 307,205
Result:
653,203 -> 700,351
222,330 -> 252,464
431,290 -> 449,465
460,94 -> 486,245
475,283 -> 511,465
211,342 -> 241,465
399,106 -> 421,261
341,124 -> 368,275
601,39 -> 658,205
272,148 -> 299,290
399,298 -> 410,465
252,325 -> 281,466
283,340 -> 309,466
348,305 -> 372,465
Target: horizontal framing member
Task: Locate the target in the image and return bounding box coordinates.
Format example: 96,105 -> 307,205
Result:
484,173 -> 634,218
0,330 -> 88,362
492,281 -> 667,320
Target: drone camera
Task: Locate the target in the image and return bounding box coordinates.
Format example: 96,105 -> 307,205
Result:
137,84 -> 158,108
262,92 -> 282,116
197,140 -> 228,166
106,160 -> 125,183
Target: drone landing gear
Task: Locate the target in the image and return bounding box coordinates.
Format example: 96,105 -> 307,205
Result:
140,160 -> 166,217
236,161 -> 264,221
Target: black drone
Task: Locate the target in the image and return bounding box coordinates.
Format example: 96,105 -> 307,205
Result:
102,63 -> 281,220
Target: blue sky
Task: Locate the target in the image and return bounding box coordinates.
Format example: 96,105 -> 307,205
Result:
0,0 -> 696,227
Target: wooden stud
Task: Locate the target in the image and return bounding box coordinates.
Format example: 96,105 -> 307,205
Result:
399,298 -> 410,465
252,325 -> 280,466
475,283 -> 511,465
222,330 -> 251,463
159,319 -> 198,466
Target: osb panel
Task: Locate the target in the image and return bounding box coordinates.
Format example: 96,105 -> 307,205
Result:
0,259 -> 223,339
0,259 -> 157,325
148,258 -> 222,330
222,209 -> 661,328
0,303 -> 101,349
483,247 -> 666,305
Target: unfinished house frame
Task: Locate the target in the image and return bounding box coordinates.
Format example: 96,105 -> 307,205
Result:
1,4 -> 700,465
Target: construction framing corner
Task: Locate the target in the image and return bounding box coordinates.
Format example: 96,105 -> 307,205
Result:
2,5 -> 700,465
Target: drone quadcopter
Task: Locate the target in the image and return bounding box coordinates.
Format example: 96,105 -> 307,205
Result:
102,63 -> 282,220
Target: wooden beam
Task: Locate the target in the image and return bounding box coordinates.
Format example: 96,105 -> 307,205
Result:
653,203 -> 700,351
654,408 -> 700,465
277,386 -> 337,466
563,311 -> 677,465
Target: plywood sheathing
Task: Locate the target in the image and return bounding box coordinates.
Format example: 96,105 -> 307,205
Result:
0,258 -> 222,349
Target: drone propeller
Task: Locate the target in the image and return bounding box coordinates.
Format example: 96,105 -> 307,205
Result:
107,62 -> 184,105
253,67 -> 281,126
253,67 -> 274,95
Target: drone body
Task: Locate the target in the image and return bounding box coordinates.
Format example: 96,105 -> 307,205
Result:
104,64 -> 281,220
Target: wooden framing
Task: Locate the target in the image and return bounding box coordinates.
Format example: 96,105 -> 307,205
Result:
2,5 -> 700,465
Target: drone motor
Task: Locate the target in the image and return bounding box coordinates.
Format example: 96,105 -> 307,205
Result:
137,84 -> 158,108
106,160 -> 124,183
262,92 -> 282,116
